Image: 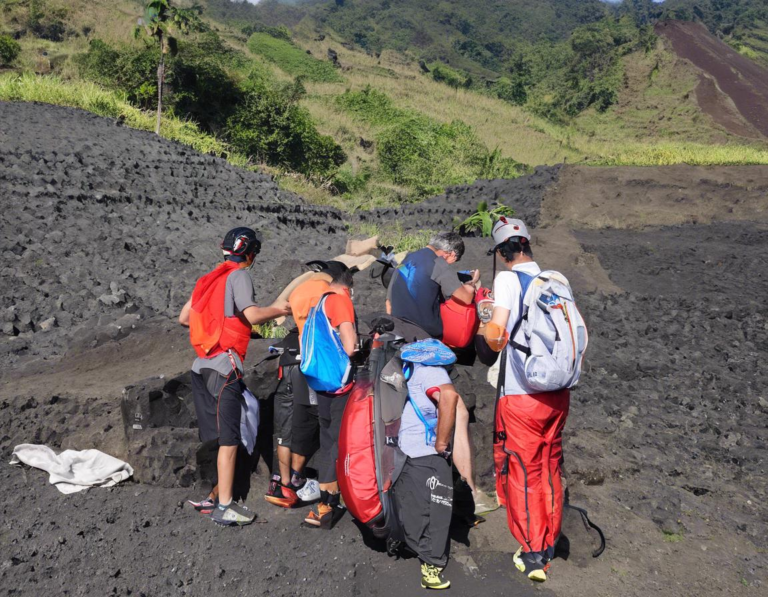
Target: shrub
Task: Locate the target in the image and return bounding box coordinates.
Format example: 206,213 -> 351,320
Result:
226,80 -> 346,178
338,88 -> 526,198
76,40 -> 161,109
247,33 -> 342,82
429,62 -> 470,90
0,35 -> 21,66
490,76 -> 527,105
378,115 -> 526,197
331,165 -> 371,195
335,86 -> 404,125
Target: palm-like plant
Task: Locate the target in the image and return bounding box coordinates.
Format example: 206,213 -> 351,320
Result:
135,0 -> 203,134
456,201 -> 515,237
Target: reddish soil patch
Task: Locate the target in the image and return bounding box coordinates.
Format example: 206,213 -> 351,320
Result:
695,73 -> 762,138
657,20 -> 768,137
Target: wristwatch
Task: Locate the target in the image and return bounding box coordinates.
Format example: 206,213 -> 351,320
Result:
437,449 -> 452,462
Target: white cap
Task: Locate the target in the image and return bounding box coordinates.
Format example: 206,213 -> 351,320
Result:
492,217 -> 531,245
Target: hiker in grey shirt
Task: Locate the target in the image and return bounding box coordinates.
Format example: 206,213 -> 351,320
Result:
391,363 -> 459,590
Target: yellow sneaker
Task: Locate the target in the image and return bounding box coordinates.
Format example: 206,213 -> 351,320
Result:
513,547 -> 550,582
420,562 -> 451,590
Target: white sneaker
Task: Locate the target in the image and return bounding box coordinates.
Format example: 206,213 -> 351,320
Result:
297,478 -> 321,503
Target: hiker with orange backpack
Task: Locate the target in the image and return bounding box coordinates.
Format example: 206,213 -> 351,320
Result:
483,218 -> 588,581
179,227 -> 290,526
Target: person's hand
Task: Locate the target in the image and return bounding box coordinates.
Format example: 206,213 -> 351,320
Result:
470,269 -> 481,286
271,298 -> 291,316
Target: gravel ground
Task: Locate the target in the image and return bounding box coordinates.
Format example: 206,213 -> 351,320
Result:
1,101 -> 766,597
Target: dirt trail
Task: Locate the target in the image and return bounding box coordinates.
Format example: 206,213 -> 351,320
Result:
540,164 -> 768,230
657,20 -> 768,137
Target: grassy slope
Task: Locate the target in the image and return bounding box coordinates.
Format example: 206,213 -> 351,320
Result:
295,28 -> 766,153
2,0 -> 768,212
731,20 -> 768,66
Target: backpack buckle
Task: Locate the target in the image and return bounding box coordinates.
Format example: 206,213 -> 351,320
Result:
494,431 -> 506,443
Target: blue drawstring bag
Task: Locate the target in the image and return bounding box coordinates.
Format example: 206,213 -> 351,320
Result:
300,294 -> 353,393
400,338 -> 457,367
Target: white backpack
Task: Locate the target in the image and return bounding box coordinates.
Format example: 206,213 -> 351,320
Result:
510,270 -> 588,392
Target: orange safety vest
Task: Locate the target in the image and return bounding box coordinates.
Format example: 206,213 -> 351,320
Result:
189,261 -> 252,361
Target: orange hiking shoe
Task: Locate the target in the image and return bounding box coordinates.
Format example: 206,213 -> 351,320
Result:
304,493 -> 345,529
264,474 -> 299,508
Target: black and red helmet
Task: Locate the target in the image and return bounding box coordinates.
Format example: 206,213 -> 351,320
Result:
222,227 -> 261,258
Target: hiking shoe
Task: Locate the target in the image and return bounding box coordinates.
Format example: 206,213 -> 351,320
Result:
210,502 -> 257,526
187,497 -> 217,515
296,478 -> 321,503
264,474 -> 299,508
513,547 -> 550,582
420,563 -> 450,590
472,488 -> 499,515
304,502 -> 346,529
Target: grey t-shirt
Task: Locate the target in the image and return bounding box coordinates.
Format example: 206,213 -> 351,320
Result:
398,364 -> 452,459
387,247 -> 463,338
192,268 -> 257,377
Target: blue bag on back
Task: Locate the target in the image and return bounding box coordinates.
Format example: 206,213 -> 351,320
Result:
300,293 -> 353,393
400,338 -> 457,367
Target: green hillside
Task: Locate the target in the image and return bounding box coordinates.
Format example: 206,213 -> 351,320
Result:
1,0 -> 767,211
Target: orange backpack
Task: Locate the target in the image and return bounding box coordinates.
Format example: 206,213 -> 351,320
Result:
189,261 -> 252,360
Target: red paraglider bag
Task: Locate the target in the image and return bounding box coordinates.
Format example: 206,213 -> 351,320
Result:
337,375 -> 382,525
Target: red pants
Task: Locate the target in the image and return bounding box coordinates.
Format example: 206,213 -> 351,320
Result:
493,389 -> 570,554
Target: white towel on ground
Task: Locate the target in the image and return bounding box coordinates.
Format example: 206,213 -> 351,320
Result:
10,444 -> 134,494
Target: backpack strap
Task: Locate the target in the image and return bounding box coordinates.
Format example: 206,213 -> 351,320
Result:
402,362 -> 438,446
509,271 -> 536,357
407,394 -> 437,445
493,272 -> 535,444
492,345 -> 507,444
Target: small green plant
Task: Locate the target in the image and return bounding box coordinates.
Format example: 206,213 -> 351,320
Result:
331,165 -> 371,196
456,201 -> 515,237
347,222 -> 436,254
0,34 -> 21,66
253,321 -> 289,340
662,531 -> 684,543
